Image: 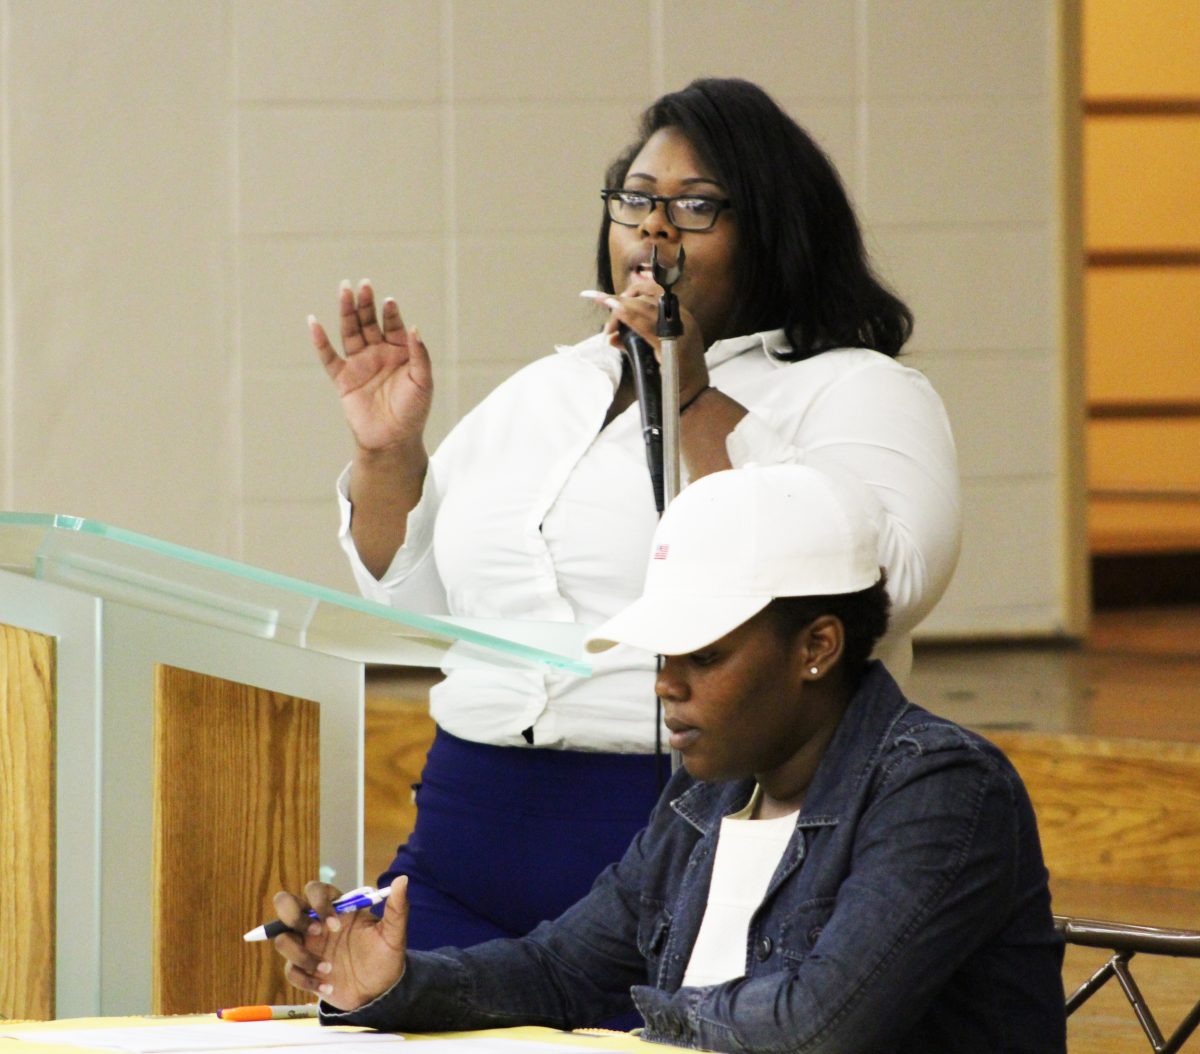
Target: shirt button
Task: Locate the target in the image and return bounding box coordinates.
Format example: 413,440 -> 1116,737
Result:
755,936 -> 773,961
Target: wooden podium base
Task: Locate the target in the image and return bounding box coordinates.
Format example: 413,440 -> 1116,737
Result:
153,666 -> 319,1015
0,623 -> 56,1020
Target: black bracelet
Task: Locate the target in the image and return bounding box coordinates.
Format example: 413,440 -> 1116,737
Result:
681,385 -> 713,413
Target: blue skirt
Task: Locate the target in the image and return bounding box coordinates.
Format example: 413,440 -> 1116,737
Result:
377,727 -> 671,950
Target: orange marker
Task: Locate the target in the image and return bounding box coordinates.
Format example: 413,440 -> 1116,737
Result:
217,1004 -> 319,1021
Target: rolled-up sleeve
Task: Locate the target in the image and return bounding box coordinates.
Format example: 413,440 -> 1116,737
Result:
335,460 -> 448,613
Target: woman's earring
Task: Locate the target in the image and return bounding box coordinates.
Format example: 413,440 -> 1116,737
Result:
809,666 -> 819,676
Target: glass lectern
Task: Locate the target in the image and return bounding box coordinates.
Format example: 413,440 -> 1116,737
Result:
0,514 -> 590,1020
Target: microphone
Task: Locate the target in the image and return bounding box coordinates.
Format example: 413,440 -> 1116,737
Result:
619,324 -> 665,513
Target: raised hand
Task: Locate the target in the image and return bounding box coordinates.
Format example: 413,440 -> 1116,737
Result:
311,281 -> 433,454
273,877 -> 411,1012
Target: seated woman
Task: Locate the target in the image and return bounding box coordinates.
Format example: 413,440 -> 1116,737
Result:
272,465 -> 1063,1054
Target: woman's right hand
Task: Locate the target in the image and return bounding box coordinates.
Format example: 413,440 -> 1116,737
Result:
311,280 -> 433,453
273,876 -> 411,1012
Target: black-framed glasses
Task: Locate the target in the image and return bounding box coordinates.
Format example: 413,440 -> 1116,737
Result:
601,189 -> 732,232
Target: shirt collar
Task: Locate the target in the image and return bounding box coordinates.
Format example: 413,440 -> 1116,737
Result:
557,327 -> 793,385
706,328 -> 792,369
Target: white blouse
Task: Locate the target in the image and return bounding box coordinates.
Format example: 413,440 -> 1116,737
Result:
337,329 -> 961,753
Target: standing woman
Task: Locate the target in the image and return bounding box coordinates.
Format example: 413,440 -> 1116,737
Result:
311,78 -> 960,952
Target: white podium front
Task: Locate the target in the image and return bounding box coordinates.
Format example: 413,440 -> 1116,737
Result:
0,514 -> 589,1020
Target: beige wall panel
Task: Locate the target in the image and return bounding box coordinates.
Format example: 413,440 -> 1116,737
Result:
866,0 -> 1051,99
1084,0 -> 1200,97
876,226 -> 1057,353
453,102 -> 636,234
776,100 -> 860,201
243,499 -> 357,592
919,477 -> 1063,636
239,237 -> 450,371
242,370 -> 353,504
457,231 -> 600,367
662,0 -> 856,101
4,1 -> 233,551
238,107 -> 445,236
452,0 -> 649,102
1089,497 -> 1200,553
920,352 -> 1059,478
0,2 -> 1075,639
865,100 -> 1052,224
1086,267 -> 1200,403
1088,418 -> 1200,491
234,0 -> 442,102
1084,117 -> 1200,249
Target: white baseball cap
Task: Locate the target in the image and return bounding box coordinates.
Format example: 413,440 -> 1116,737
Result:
585,465 -> 881,656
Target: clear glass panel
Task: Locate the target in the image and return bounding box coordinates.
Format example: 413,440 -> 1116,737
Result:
0,512 -> 590,675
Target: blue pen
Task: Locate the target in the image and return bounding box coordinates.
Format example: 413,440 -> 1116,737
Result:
243,884 -> 394,942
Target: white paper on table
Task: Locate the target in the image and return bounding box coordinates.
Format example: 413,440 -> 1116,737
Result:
0,1021 -> 403,1052
397,1042 -> 627,1054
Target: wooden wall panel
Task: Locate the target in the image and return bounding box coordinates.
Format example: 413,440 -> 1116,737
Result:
1088,418 -> 1200,492
1084,117 -> 1200,249
362,670 -> 438,881
1086,267 -> 1200,403
153,666 -> 318,1015
1084,0 -> 1200,97
989,730 -> 1200,890
0,624 -> 56,1021
1089,497 -> 1200,554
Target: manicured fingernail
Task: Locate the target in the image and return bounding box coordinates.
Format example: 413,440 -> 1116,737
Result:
579,289 -> 606,299
358,278 -> 371,290
306,314 -> 318,327
319,984 -> 333,996
317,961 -> 333,975
307,922 -> 322,937
383,297 -> 397,307
327,915 -> 342,933
339,279 -> 352,292
604,298 -> 620,310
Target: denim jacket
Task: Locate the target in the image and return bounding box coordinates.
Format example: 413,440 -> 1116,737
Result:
325,663 -> 1065,1053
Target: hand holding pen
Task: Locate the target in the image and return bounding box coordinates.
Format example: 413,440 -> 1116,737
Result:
244,883 -> 396,942
269,875 -> 411,1013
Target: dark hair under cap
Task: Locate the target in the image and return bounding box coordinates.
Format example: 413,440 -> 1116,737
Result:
768,573 -> 892,684
596,77 -> 912,359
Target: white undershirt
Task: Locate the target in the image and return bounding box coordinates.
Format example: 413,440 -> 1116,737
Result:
682,791 -> 800,988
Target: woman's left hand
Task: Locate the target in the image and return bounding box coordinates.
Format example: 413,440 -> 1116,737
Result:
590,282 -> 711,406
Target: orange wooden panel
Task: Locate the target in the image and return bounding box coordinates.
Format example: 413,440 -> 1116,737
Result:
1088,418 -> 1200,491
363,670 -> 438,880
989,731 -> 1200,890
0,624 -> 56,1021
1085,267 -> 1200,403
1088,496 -> 1200,554
153,666 -> 319,1015
1084,0 -> 1200,97
1084,116 -> 1200,249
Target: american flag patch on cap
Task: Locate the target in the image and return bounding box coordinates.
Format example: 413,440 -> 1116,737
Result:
653,544 -> 670,560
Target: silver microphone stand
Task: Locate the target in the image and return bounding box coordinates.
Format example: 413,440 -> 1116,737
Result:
649,246 -> 686,771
